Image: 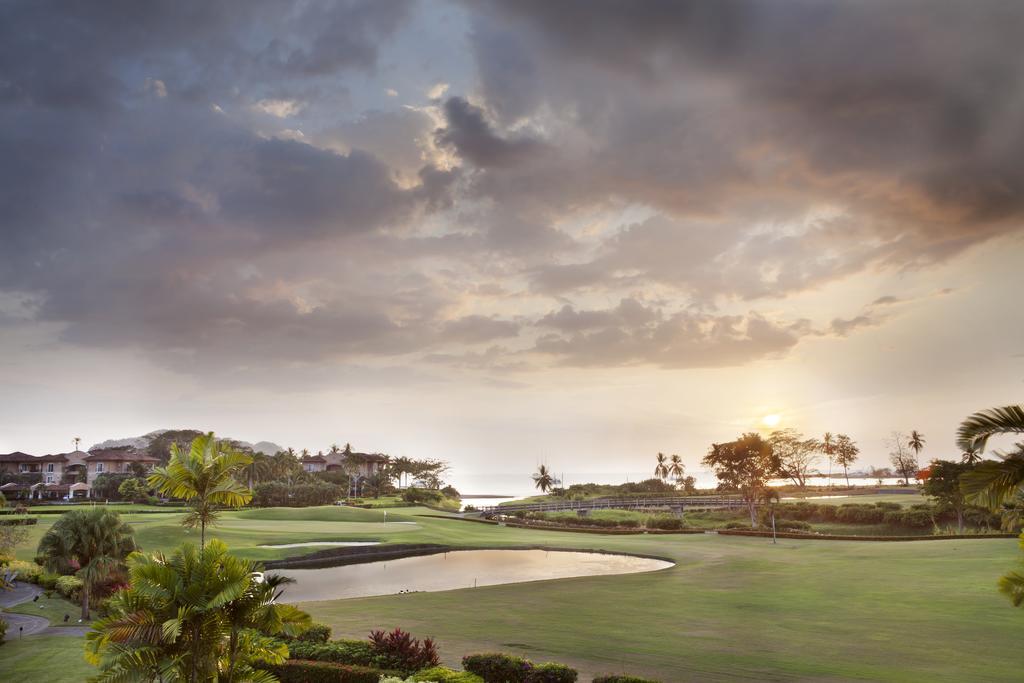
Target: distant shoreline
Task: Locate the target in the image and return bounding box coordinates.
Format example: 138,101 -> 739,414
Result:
460,494 -> 514,499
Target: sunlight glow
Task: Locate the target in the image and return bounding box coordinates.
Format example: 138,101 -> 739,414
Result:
761,414 -> 781,428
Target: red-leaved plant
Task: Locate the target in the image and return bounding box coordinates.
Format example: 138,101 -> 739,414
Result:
368,627 -> 440,674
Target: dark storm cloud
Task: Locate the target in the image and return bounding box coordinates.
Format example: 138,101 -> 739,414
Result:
3,0 -> 1022,377
458,0 -> 1024,297
534,303 -> 804,369
435,97 -> 546,168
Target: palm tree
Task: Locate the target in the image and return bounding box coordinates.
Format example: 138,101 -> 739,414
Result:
654,452 -> 669,481
962,449 -> 982,465
761,489 -> 781,544
329,443 -> 341,454
85,539 -> 310,683
532,464 -> 556,493
668,454 -> 685,485
957,405 -> 1024,610
957,405 -> 1024,455
37,508 -> 136,620
242,452 -> 273,490
147,432 -> 253,547
833,434 -> 860,488
821,432 -> 835,485
908,430 -> 926,458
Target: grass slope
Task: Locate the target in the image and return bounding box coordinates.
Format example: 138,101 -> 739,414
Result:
5,505 -> 1022,682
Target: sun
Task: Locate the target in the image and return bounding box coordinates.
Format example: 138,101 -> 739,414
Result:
761,414 -> 781,428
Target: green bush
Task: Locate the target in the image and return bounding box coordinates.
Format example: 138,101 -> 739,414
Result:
874,502 -> 902,511
288,639 -> 379,667
593,676 -> 661,683
297,622 -> 332,643
412,667 -> 484,682
526,662 -> 577,683
645,516 -> 685,530
463,653 -> 533,682
0,615 -> 7,644
55,574 -> 84,600
38,572 -> 60,589
263,660 -> 397,682
723,521 -> 750,529
254,481 -> 344,507
834,504 -> 886,524
5,560 -> 43,582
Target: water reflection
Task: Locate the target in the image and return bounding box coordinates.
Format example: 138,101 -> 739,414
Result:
275,549 -> 673,603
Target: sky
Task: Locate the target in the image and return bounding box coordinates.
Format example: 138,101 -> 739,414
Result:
1,1 -> 1022,489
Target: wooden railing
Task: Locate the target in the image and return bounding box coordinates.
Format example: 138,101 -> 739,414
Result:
476,495 -> 750,515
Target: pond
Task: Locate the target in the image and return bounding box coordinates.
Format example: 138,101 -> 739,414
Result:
273,549 -> 673,603
258,541 -> 381,549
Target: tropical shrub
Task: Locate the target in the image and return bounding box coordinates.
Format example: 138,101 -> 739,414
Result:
288,639 -> 379,667
412,666 -> 485,682
37,507 -> 136,620
298,622 -> 333,643
264,660 -> 397,682
38,571 -> 60,589
369,627 -> 441,674
254,481 -> 344,507
55,574 -> 84,600
5,559 -> 42,582
526,662 -> 577,682
462,653 -> 533,682
593,676 -> 661,683
86,540 -> 311,681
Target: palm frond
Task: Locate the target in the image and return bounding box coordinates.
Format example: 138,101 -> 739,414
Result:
957,405 -> 1024,454
961,454 -> 1024,509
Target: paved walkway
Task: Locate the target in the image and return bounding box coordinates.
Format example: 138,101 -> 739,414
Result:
0,581 -> 89,637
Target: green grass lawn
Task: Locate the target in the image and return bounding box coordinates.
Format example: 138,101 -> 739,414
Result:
3,592 -> 88,627
0,634 -> 95,679
4,504 -> 1023,682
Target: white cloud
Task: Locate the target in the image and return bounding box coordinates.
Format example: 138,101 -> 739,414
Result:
254,98 -> 304,118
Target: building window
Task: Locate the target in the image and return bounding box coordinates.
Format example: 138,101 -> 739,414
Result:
19,464 -> 28,473
96,463 -> 105,474
45,475 -> 54,484
46,463 -> 54,473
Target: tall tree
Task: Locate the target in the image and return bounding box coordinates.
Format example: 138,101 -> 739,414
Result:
702,432 -> 782,527
833,434 -> 860,487
908,430 -> 926,458
821,432 -> 835,485
922,460 -> 974,532
37,508 -> 137,620
959,405 -> 1024,510
668,454 -> 685,485
532,464 -> 557,493
769,429 -> 818,488
888,432 -> 920,486
242,452 -> 273,490
654,452 -> 669,481
86,540 -> 310,682
148,432 -> 253,547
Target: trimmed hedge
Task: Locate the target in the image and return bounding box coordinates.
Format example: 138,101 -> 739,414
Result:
0,517 -> 37,525
263,660 -> 398,682
462,654 -> 578,683
463,653 -> 533,682
526,663 -> 577,683
296,622 -> 332,643
288,639 -> 379,667
412,667 -> 485,682
593,677 -> 661,683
